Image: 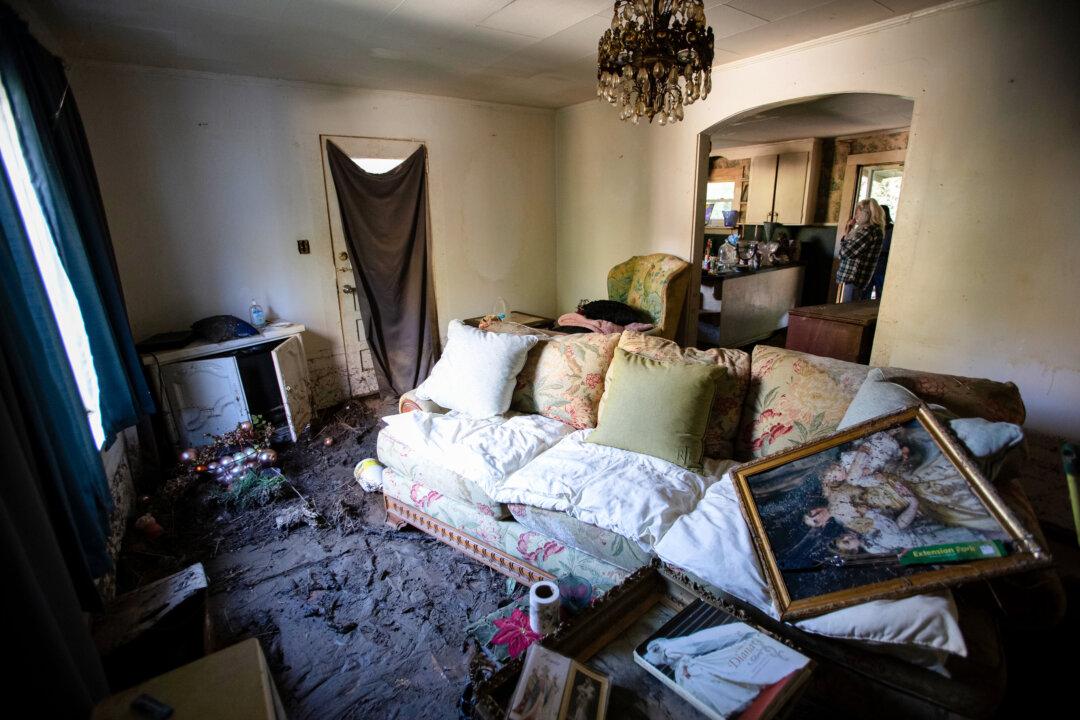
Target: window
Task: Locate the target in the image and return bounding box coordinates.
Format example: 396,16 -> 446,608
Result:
705,180 -> 736,225
856,163 -> 903,217
0,76 -> 105,447
353,157 -> 405,173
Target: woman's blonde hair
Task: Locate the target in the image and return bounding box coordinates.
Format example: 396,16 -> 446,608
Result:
855,198 -> 886,231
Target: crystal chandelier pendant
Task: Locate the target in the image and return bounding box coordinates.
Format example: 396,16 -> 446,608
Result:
596,0 -> 714,125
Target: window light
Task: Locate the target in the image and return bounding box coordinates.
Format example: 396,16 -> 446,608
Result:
0,77 -> 106,448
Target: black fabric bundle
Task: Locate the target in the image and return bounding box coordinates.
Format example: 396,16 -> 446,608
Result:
577,299 -> 648,326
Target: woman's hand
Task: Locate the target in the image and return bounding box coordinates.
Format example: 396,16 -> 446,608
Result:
844,217 -> 857,234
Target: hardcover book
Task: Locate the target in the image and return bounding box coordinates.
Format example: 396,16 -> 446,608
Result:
633,600 -> 812,720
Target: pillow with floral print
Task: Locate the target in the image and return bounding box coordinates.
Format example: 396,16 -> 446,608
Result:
511,333 -> 621,429
736,345 -> 869,460
614,331 -> 750,460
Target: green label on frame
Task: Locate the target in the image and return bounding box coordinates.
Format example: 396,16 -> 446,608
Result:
899,540 -> 1007,565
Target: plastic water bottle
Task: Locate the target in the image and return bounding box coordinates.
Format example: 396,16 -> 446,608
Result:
249,299 -> 266,328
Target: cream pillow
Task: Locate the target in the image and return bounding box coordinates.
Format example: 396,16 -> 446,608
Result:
415,320 -> 538,418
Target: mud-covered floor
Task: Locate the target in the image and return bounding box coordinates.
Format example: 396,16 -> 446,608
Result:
116,398 -> 508,719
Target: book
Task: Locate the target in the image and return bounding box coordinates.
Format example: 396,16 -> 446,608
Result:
508,644 -> 610,720
633,600 -> 812,720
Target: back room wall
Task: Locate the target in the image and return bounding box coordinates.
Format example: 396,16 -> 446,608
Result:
71,62 -> 557,407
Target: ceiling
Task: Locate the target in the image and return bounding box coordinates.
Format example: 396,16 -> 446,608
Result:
14,1 -> 946,109
710,92 -> 914,146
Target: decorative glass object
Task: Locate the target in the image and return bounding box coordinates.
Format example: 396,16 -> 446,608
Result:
597,0 -> 715,125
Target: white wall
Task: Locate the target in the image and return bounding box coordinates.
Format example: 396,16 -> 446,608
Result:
555,0 -> 1080,437
72,62 -> 556,405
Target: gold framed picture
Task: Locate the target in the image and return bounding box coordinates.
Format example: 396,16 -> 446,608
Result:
730,405 -> 1049,621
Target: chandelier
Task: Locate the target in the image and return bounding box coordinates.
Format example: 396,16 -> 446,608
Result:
597,0 -> 714,125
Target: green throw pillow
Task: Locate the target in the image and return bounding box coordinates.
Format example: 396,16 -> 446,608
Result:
587,349 -> 720,470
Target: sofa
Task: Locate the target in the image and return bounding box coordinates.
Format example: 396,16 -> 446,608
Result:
376,323 -> 1061,718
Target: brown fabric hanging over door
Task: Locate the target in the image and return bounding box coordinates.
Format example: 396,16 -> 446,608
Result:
326,141 -> 439,396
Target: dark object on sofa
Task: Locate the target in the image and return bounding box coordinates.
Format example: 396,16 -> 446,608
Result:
577,299 -> 649,327
191,315 -> 259,343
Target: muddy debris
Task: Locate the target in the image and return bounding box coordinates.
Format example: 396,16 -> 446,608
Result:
116,396 -> 511,719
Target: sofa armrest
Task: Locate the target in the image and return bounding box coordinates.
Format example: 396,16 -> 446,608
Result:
399,390 -> 447,414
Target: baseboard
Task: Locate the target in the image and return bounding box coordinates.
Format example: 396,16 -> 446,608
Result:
383,494 -> 555,587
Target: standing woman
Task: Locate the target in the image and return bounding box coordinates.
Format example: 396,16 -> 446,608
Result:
835,198 -> 886,303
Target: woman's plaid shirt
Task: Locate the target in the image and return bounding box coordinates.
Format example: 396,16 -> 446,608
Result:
836,223 -> 884,289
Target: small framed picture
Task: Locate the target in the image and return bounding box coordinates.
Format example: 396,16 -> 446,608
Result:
508,644 -> 609,720
558,664 -> 609,720
730,405 -> 1048,620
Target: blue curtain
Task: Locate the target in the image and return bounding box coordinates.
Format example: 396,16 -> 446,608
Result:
1,6 -> 152,584
1,5 -> 153,449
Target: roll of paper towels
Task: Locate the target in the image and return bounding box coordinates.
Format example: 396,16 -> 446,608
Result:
529,581 -> 561,635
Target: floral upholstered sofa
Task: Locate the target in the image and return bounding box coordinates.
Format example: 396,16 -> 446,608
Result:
374,324 -> 1061,717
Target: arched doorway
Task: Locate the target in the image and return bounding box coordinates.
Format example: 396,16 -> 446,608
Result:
686,93 -> 914,352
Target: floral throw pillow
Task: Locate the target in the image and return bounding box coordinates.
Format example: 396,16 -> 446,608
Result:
615,331 -> 750,460
511,333 -> 621,429
736,345 -> 870,460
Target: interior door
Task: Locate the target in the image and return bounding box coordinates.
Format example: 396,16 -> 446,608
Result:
320,135 -> 424,398
161,357 -> 249,448
271,335 -> 312,442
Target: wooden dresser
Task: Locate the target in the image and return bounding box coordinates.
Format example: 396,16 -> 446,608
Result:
785,300 -> 879,363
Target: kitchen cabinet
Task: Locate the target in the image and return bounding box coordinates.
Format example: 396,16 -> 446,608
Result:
743,149 -> 818,225
698,265 -> 805,347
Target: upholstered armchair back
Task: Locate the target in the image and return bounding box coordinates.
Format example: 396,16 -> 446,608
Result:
607,253 -> 690,340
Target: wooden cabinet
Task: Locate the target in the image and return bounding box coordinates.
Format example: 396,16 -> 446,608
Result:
142,322 -> 313,447
786,300 -> 879,363
773,152 -> 810,224
698,265 -> 805,347
745,154 -> 778,224
739,146 -> 819,224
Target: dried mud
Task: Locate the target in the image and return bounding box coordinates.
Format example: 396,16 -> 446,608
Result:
116,397 -> 509,719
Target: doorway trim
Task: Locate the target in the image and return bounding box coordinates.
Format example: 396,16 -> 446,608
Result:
834,148 -> 906,246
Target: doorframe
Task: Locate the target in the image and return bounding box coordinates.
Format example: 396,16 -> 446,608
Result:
317,133 -> 437,397
682,132 -> 711,348
834,148 -> 906,246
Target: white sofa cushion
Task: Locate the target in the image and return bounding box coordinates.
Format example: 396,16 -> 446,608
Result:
414,320 -> 539,418
654,473 -> 968,657
494,429 -> 736,549
381,410 -> 572,497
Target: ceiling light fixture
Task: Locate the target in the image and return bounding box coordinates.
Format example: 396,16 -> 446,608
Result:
597,0 -> 714,125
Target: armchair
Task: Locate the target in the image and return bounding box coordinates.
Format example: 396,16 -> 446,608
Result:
607,253 -> 690,340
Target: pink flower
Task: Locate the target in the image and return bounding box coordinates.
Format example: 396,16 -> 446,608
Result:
751,422 -> 793,452
516,532 -> 565,563
490,608 -> 540,657
409,484 -> 442,509
758,408 -> 780,420
584,372 -> 603,389
476,503 -> 495,517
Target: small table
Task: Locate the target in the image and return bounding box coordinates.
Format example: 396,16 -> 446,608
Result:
92,638 -> 286,720
463,311 -> 555,330
786,300 -> 879,363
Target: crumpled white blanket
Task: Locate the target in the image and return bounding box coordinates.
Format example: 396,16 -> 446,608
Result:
380,410 -> 573,495
493,429 -> 737,549
654,473 -> 968,660
643,623 -> 809,718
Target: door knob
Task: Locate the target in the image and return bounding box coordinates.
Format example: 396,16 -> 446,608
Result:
339,251 -> 349,261
341,285 -> 355,294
